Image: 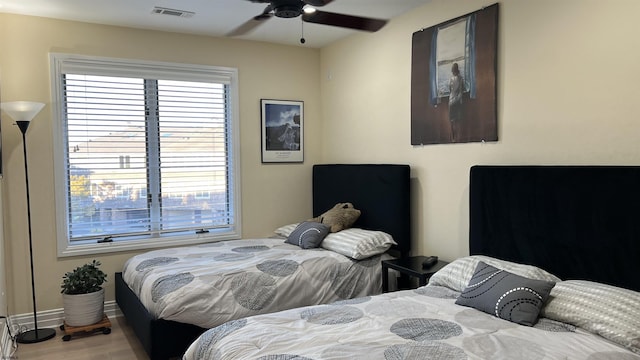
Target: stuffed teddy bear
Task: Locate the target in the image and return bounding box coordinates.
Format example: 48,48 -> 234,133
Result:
308,202 -> 361,233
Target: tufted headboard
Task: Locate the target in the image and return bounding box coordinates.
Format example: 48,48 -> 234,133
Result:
469,165 -> 640,292
313,164 -> 411,257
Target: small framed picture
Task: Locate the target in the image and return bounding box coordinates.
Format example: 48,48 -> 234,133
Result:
260,99 -> 304,163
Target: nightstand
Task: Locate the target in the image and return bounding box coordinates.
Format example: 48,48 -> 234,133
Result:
382,256 -> 449,292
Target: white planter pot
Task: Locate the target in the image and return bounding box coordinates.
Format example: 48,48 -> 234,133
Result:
63,288 -> 105,327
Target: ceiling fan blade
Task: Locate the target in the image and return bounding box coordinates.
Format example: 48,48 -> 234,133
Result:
303,0 -> 334,6
302,10 -> 387,32
226,17 -> 269,36
227,4 -> 273,36
255,4 -> 274,19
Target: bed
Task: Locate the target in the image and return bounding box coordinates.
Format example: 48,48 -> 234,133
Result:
115,164 -> 411,359
184,165 -> 640,359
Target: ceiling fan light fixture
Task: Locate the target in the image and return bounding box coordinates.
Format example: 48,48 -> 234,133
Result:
274,5 -> 301,18
303,5 -> 317,14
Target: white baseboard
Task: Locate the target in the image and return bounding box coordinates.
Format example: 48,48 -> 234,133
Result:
1,301 -> 121,359
8,300 -> 121,329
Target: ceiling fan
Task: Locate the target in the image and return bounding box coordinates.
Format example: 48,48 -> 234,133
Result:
228,0 -> 388,37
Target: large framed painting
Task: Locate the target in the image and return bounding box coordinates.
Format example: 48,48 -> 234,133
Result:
261,99 -> 304,163
411,3 -> 498,145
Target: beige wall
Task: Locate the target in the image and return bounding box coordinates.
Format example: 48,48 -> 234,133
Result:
319,0 -> 640,260
3,0 -> 640,316
0,14 -> 321,314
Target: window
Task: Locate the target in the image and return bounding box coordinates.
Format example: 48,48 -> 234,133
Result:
50,54 -> 241,257
436,18 -> 468,97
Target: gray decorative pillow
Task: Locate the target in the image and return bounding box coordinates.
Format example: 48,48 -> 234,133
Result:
455,261 -> 556,326
285,222 -> 330,249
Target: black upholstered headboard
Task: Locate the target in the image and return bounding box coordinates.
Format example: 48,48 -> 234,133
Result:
469,165 -> 640,292
313,164 -> 411,257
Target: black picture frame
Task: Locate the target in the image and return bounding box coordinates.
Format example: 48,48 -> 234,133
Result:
260,99 -> 304,163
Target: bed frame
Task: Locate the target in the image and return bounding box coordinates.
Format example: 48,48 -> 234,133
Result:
469,165 -> 640,292
115,164 -> 411,359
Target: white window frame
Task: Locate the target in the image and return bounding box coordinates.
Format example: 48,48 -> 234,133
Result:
50,53 -> 242,257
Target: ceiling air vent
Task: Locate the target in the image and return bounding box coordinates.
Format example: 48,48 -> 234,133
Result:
151,6 -> 195,18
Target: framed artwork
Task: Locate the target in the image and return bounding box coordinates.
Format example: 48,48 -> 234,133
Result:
261,99 -> 304,163
411,3 -> 498,145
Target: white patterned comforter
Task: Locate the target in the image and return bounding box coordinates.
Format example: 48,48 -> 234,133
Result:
183,285 -> 640,360
122,238 -> 389,328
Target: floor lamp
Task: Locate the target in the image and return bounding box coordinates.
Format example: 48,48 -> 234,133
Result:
0,101 -> 56,343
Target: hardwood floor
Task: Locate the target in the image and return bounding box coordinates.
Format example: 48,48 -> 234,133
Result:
12,316 -> 148,359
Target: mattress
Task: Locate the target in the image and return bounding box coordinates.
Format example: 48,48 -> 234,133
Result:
121,238 -> 390,328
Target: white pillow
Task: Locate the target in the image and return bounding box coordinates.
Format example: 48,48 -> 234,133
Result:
428,255 -> 561,293
274,223 -> 299,238
320,228 -> 397,260
542,280 -> 640,354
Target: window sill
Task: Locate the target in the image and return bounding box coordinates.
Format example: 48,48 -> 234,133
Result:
57,231 -> 241,257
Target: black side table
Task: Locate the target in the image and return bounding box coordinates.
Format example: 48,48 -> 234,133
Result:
382,256 -> 449,292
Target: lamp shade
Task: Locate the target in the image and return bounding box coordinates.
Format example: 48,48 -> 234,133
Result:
0,101 -> 45,122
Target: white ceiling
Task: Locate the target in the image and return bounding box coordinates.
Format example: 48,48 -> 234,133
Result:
0,0 -> 431,48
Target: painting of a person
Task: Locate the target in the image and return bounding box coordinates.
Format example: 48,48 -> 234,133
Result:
410,4 -> 498,145
448,62 -> 464,142
277,124 -> 299,150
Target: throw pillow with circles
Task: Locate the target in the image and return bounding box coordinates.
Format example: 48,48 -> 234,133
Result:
285,221 -> 331,249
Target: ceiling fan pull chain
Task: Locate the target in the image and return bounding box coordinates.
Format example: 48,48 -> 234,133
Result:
300,19 -> 306,44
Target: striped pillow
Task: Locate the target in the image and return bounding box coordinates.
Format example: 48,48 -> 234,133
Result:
321,228 -> 397,260
428,255 -> 561,293
541,280 -> 640,354
273,223 -> 299,238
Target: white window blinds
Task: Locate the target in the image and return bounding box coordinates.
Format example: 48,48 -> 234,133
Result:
51,54 -> 240,252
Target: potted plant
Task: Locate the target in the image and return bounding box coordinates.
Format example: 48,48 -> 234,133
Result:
61,260 -> 107,327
